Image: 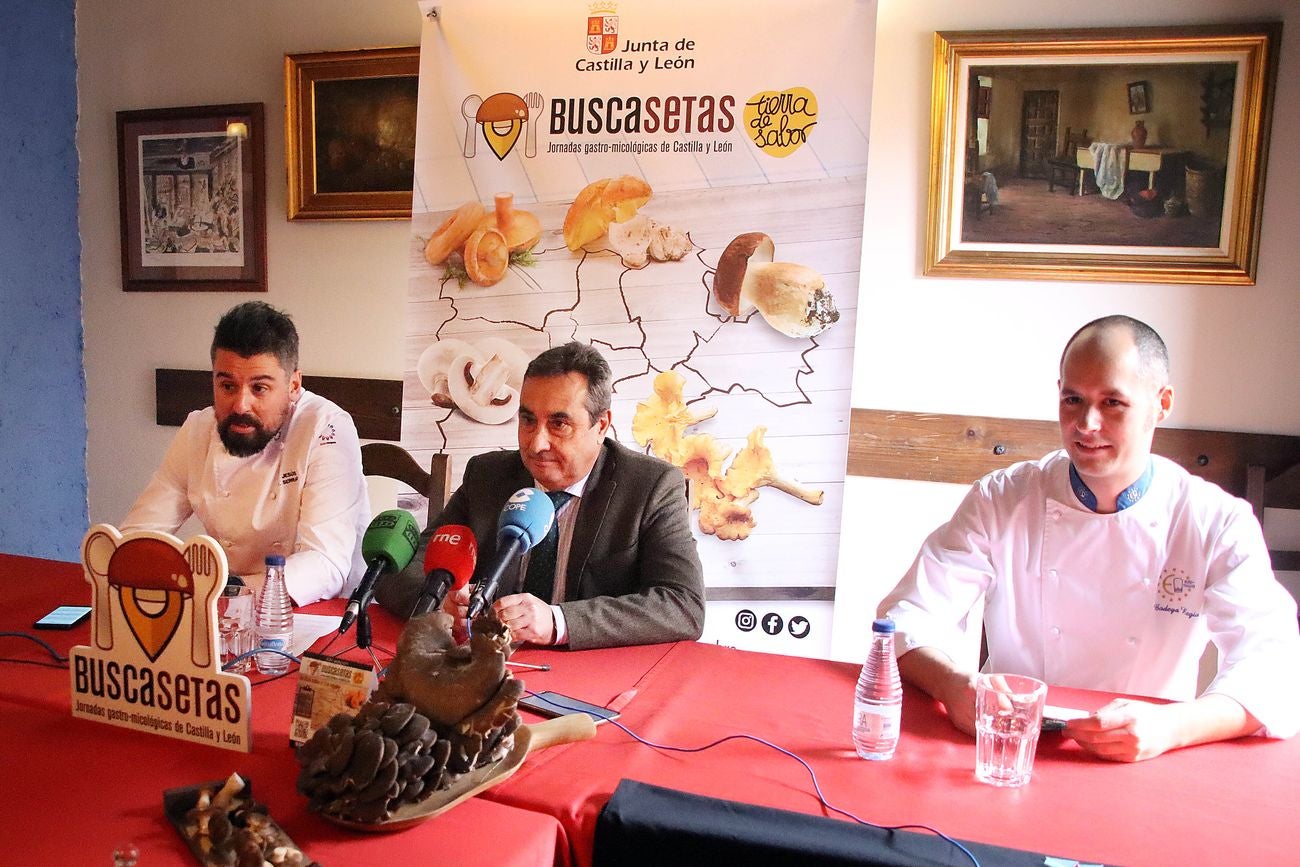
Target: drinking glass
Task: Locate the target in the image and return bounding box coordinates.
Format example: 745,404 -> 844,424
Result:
217,586 -> 255,673
974,673 -> 1047,787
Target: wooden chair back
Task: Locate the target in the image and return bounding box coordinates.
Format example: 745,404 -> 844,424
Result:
360,443 -> 451,525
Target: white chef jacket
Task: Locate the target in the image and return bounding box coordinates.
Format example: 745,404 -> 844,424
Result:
122,390 -> 369,605
882,450 -> 1300,738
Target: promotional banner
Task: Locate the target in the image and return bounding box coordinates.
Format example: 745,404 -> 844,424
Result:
404,0 -> 875,657
71,525 -> 252,752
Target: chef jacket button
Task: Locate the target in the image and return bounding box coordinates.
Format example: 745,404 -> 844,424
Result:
1127,636 -> 1138,646
221,490 -> 231,498
222,539 -> 233,548
1048,569 -> 1059,579
1051,626 -> 1062,637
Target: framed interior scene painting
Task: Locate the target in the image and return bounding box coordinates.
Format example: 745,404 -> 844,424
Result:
285,46 -> 419,220
116,103 -> 267,292
924,23 -> 1281,285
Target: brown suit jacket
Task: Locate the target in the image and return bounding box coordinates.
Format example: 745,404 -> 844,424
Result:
377,438 -> 704,649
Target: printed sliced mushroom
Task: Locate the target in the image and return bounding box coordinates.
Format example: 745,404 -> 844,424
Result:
746,262 -> 840,338
447,353 -> 519,424
713,232 -> 774,317
416,339 -> 478,408
607,214 -> 655,268
472,336 -> 531,392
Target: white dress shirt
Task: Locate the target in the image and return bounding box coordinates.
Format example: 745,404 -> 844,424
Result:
121,390 -> 369,605
883,450 -> 1300,737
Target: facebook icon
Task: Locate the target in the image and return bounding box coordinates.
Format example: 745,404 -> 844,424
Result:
761,613 -> 783,635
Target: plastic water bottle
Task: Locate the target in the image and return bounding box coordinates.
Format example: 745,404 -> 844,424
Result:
254,555 -> 293,675
853,617 -> 902,760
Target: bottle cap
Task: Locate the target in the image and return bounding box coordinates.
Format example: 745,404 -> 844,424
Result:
265,554 -> 287,567
871,617 -> 895,633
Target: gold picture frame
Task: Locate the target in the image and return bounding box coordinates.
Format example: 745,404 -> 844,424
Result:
285,46 -> 419,220
924,23 -> 1281,285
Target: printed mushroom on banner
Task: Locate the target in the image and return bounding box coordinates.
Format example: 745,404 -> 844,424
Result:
424,193 -> 541,287
563,175 -> 692,268
713,231 -> 839,338
416,337 -> 530,425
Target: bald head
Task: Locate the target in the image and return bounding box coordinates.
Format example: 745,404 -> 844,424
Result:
1060,315 -> 1169,389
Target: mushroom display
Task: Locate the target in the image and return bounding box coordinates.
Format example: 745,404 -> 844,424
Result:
631,370 -> 717,460
720,426 -> 824,505
415,337 -> 530,425
562,175 -> 653,251
713,232 -> 840,338
606,214 -> 693,268
424,193 -> 540,286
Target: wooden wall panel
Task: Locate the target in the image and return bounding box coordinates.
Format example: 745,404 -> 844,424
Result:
155,368 -> 402,441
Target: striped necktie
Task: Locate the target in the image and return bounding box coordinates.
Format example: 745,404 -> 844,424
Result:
523,491 -> 573,602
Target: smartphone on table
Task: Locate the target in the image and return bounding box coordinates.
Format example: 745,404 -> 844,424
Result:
34,605 -> 92,630
519,690 -> 620,724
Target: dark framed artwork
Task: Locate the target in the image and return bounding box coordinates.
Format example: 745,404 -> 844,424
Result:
1127,80 -> 1150,114
116,103 -> 267,292
285,46 -> 420,220
925,23 -> 1282,285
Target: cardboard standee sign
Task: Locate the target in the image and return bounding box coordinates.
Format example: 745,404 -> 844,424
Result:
70,524 -> 252,752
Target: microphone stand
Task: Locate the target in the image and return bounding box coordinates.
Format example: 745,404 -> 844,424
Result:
321,596 -> 392,672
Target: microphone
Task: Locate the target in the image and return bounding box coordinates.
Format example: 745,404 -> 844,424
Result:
410,524 -> 477,617
466,488 -> 556,618
339,509 -> 420,634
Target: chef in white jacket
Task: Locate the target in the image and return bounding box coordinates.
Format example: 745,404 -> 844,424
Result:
122,302 -> 369,605
881,315 -> 1300,761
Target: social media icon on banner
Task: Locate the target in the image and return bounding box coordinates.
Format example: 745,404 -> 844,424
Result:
788,616 -> 811,639
761,613 -> 784,635
735,609 -> 757,632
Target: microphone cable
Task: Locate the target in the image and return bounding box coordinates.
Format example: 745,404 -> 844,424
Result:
523,688 -> 981,867
0,631 -> 70,669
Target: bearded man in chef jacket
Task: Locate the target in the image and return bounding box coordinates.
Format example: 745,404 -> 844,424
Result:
122,302 -> 369,606
881,314 -> 1300,761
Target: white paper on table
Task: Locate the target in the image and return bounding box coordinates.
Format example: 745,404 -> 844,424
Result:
1043,704 -> 1091,721
290,613 -> 342,657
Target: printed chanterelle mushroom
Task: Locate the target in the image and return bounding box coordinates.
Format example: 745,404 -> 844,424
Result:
447,352 -> 520,424
713,232 -> 839,338
631,370 -> 717,460
721,426 -> 824,505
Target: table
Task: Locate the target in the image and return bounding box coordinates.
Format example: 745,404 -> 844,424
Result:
1074,145 -> 1191,193
491,640 -> 1300,867
0,553 -> 566,867
9,552 -> 1300,866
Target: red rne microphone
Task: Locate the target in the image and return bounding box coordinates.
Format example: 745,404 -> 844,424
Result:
410,524 -> 477,617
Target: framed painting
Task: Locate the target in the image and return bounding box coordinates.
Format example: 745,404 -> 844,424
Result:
924,23 -> 1281,285
117,103 -> 267,292
285,46 -> 419,220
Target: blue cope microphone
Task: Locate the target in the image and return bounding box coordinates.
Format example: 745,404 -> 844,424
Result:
466,487 -> 556,618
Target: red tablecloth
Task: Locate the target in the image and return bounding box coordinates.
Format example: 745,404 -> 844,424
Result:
0,553 -> 566,867
489,639 -> 1300,867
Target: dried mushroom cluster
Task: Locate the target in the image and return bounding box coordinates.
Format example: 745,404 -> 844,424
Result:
633,370 -> 824,541
182,773 -> 310,867
296,613 -> 523,824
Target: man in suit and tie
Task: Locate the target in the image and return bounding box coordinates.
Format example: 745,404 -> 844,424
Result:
378,342 -> 705,649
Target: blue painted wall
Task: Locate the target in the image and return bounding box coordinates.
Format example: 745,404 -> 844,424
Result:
0,2 -> 87,560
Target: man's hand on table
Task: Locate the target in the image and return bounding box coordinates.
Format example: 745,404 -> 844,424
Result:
1065,693 -> 1261,762
493,593 -> 556,645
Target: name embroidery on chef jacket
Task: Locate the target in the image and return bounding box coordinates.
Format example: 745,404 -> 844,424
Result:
281,471 -> 299,486
1153,566 -> 1201,619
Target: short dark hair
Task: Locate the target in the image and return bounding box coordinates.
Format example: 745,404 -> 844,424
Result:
525,341 -> 612,421
211,302 -> 299,373
1061,314 -> 1169,386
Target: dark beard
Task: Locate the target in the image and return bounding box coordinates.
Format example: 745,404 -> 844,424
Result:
218,414 -> 278,457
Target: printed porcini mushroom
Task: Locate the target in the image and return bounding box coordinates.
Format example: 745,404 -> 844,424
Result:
425,202 -> 487,266
746,262 -> 839,338
481,192 -> 542,252
632,370 -> 717,460
713,232 -> 774,317
417,339 -> 478,408
447,352 -> 519,424
563,175 -> 653,251
721,425 -> 824,505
